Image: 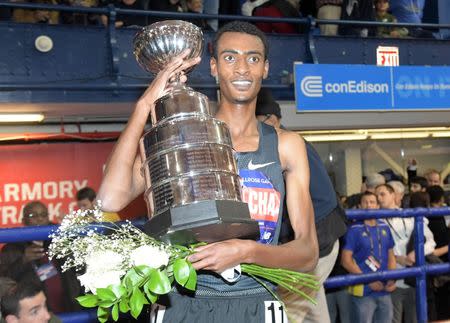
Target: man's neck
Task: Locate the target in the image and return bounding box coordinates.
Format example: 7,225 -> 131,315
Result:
364,219 -> 377,226
215,99 -> 259,144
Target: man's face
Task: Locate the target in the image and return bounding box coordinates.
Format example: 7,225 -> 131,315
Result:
410,183 -> 424,193
6,292 -> 50,323
77,198 -> 94,211
375,186 -> 396,209
426,173 -> 441,187
22,205 -> 50,227
360,194 -> 379,209
211,32 -> 269,106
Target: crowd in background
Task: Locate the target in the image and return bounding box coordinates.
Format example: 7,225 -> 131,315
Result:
0,0 -> 439,38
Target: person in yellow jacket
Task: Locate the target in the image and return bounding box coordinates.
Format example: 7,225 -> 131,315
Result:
12,0 -> 60,25
76,187 -> 120,222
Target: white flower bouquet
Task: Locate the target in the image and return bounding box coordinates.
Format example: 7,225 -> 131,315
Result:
48,207 -> 319,322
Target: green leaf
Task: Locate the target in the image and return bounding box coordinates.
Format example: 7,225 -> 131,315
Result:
147,269 -> 171,295
98,300 -> 115,308
184,263 -> 197,291
112,303 -> 119,321
143,282 -> 158,304
97,306 -> 109,323
110,284 -> 127,298
76,294 -> 99,308
134,265 -> 155,278
124,268 -> 142,288
173,259 -> 190,286
130,288 -> 145,319
119,299 -> 130,313
96,287 -> 117,301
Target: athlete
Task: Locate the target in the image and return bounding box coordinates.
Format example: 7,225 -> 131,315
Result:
98,21 -> 318,321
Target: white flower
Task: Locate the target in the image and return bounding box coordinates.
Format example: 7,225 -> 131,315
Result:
130,245 -> 169,269
85,250 -> 124,272
78,270 -> 124,294
77,250 -> 125,294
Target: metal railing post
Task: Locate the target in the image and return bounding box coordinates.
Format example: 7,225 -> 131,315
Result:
413,215 -> 427,323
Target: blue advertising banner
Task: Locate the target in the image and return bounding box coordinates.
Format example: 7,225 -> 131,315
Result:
294,64 -> 450,112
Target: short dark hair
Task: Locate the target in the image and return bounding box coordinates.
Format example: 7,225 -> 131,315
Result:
409,192 -> 430,208
1,280 -> 43,317
255,88 -> 281,119
410,176 -> 428,190
361,191 -> 378,200
76,187 -> 96,202
376,183 -> 395,194
427,185 -> 444,204
213,21 -> 269,59
22,201 -> 47,218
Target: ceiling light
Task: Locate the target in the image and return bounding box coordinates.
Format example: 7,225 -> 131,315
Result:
302,134 -> 368,142
0,114 -> 45,123
370,132 -> 430,140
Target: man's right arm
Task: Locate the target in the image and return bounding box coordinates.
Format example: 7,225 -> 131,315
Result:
98,50 -> 200,212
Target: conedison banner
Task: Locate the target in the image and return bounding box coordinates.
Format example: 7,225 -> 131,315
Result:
294,63 -> 450,112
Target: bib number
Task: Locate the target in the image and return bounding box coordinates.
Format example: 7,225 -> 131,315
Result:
265,301 -> 287,323
149,304 -> 166,323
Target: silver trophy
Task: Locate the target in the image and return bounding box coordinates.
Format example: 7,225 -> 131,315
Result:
134,20 -> 259,245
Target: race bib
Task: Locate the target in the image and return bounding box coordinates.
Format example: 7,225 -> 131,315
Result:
264,301 -> 288,323
240,169 -> 281,244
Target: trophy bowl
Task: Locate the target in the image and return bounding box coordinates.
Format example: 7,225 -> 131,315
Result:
133,20 -> 204,75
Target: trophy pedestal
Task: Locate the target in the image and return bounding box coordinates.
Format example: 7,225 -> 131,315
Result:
143,200 -> 260,245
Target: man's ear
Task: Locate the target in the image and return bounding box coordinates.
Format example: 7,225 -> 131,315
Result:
263,60 -> 269,79
5,314 -> 19,323
210,57 -> 217,78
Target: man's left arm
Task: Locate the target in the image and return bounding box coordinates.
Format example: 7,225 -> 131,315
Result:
189,132 -> 318,272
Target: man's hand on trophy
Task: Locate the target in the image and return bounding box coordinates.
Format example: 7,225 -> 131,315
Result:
138,49 -> 201,115
188,239 -> 253,273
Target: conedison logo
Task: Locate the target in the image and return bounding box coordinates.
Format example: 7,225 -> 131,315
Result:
301,76 -> 323,97
300,76 -> 389,97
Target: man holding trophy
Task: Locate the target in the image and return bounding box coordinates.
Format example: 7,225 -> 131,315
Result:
98,20 -> 318,322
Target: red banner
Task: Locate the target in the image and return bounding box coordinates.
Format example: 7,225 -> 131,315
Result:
0,142 -> 147,228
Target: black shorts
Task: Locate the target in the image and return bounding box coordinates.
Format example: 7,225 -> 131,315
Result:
149,291 -> 288,323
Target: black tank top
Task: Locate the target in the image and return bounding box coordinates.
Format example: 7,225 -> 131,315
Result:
195,122 -> 285,295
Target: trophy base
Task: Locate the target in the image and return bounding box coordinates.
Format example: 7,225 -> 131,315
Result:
143,200 -> 260,245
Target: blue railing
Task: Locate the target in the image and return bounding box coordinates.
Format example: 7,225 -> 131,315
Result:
0,207 -> 448,322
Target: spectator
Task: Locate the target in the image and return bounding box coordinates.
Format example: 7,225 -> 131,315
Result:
202,0 -> 219,31
76,187 -> 120,222
12,0 -> 60,24
252,0 -> 303,34
61,0 -> 99,26
241,0 -> 270,16
346,173 -> 385,209
426,186 -> 450,319
376,184 -> 436,323
342,191 -> 396,323
0,202 -> 81,314
341,0 -> 376,37
375,0 -> 408,37
1,279 -> 52,323
424,169 -> 441,187
185,0 -> 212,30
316,0 -> 343,36
390,0 -> 435,38
388,180 -> 406,208
410,176 -> 428,193
100,0 -> 148,27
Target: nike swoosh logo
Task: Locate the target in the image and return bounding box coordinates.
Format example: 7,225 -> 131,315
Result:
248,160 -> 275,170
